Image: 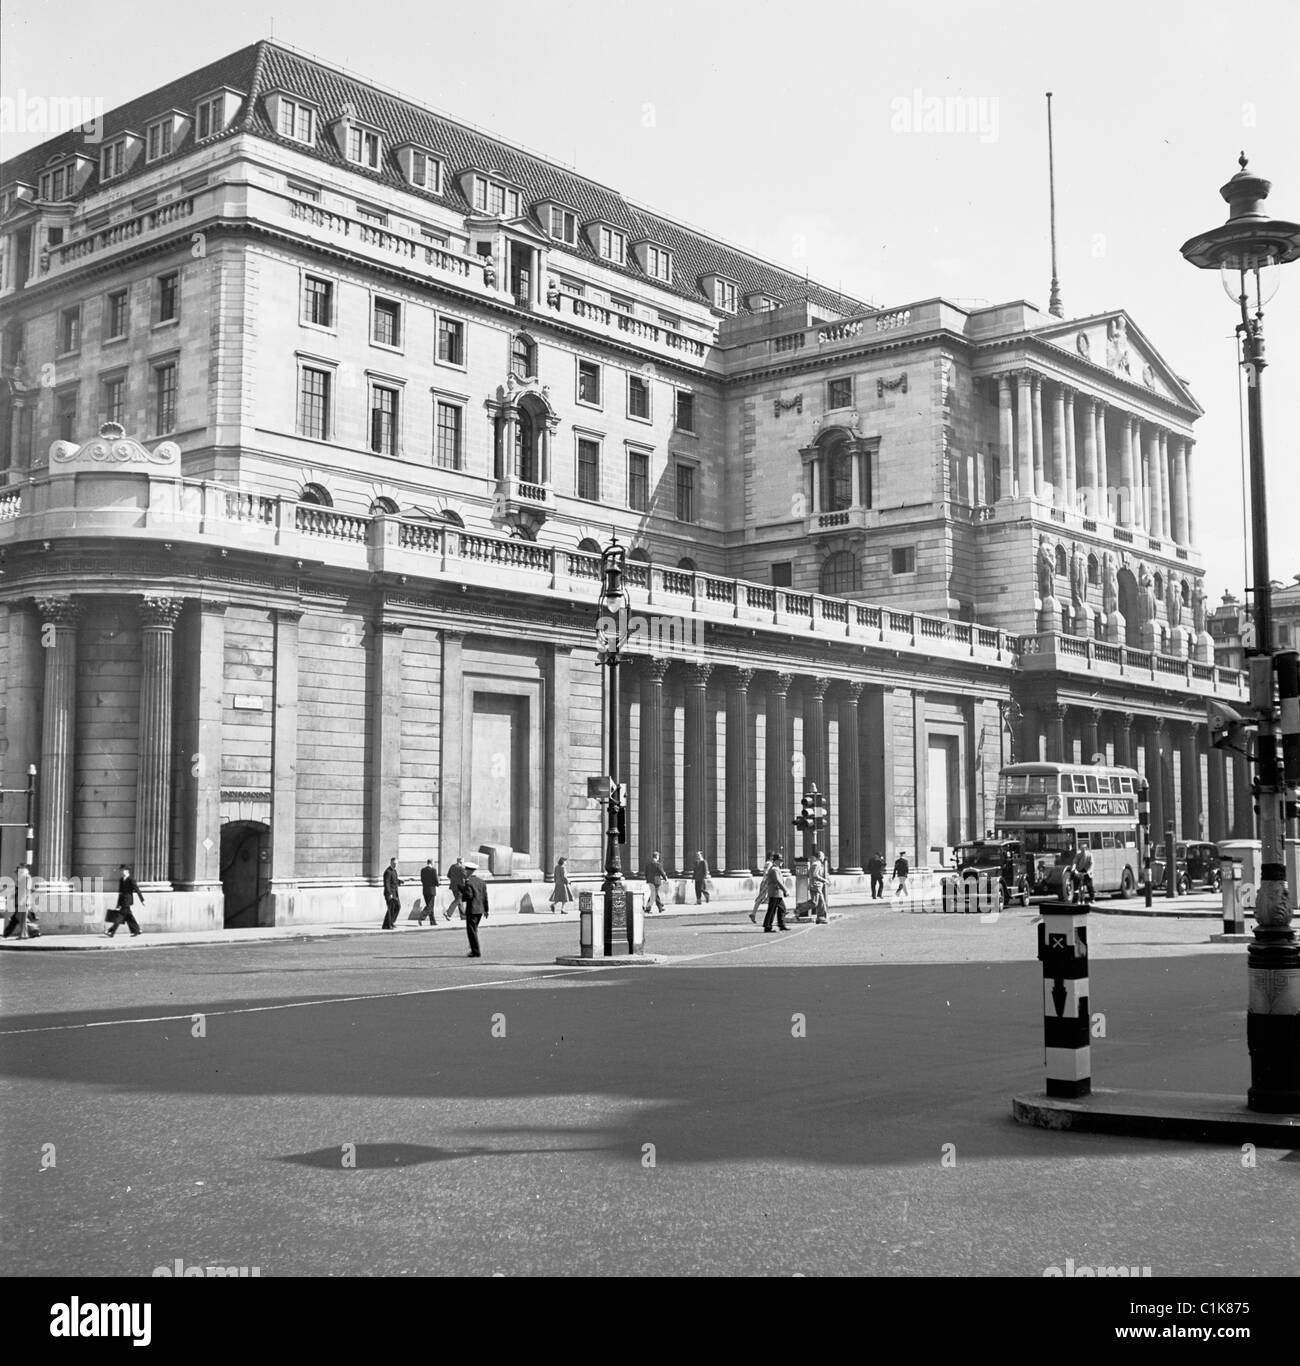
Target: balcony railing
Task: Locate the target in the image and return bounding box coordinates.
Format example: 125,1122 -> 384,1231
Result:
1018,629 -> 1242,695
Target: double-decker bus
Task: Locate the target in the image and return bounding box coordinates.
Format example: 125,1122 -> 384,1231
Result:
994,762 -> 1143,899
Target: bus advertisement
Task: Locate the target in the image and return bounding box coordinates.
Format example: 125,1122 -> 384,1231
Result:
994,762 -> 1143,899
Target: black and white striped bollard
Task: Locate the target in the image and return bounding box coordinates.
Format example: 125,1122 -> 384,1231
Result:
1037,901 -> 1090,1098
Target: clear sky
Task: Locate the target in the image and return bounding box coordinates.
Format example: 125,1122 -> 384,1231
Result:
4,0 -> 1298,606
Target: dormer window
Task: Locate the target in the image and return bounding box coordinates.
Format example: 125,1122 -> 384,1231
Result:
471,175 -> 521,218
544,203 -> 578,245
715,279 -> 738,313
196,95 -> 226,141
635,241 -> 673,283
277,99 -> 316,144
397,147 -> 442,193
39,158 -> 91,202
747,292 -> 781,312
597,225 -> 627,265
146,119 -> 173,162
100,138 -> 131,182
347,126 -> 382,169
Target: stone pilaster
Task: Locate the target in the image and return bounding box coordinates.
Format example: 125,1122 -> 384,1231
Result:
836,682 -> 864,873
270,608 -> 303,910
682,663 -> 714,868
174,600 -> 226,891
997,375 -> 1015,502
1118,415 -> 1136,527
35,596 -> 83,882
134,595 -> 184,885
804,676 -> 829,856
765,672 -> 793,860
1177,721 -> 1201,838
368,618 -> 405,877
1207,740 -> 1228,843
1171,437 -> 1190,546
1080,397 -> 1099,520
1083,707 -> 1102,763
1051,383 -> 1067,507
439,631 -> 465,864
1045,703 -> 1069,764
1113,713 -> 1133,769
638,657 -> 671,874
1031,374 -> 1045,499
1232,749 -> 1254,838
1016,371 -> 1033,498
724,668 -> 754,874
1062,387 -> 1077,512
1146,721 -> 1167,838
1095,403 -> 1109,521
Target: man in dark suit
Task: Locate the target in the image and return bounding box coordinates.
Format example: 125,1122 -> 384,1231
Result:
381,857 -> 403,929
461,867 -> 489,957
444,856 -> 467,920
106,864 -> 143,937
645,851 -> 666,913
416,858 -> 440,925
867,852 -> 886,900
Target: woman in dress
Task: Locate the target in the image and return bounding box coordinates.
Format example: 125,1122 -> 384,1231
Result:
549,856 -> 574,913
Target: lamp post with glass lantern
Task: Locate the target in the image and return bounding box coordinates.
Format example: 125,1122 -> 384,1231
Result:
1181,154 -> 1300,1112
595,534 -> 630,953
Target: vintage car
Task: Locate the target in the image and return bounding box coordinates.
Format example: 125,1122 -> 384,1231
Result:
1149,840 -> 1222,895
953,839 -> 1033,906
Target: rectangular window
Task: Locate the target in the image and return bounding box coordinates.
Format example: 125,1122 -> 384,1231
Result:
558,275 -> 585,297
627,450 -> 649,512
577,359 -> 601,406
156,271 -> 179,324
59,306 -> 82,354
153,361 -> 177,434
658,311 -> 681,331
598,226 -> 627,265
196,96 -> 224,141
549,206 -> 577,244
675,462 -> 696,523
628,374 -> 650,421
100,375 -> 125,427
277,99 -> 315,143
715,279 -> 738,313
289,180 -> 321,202
409,153 -> 442,192
41,165 -> 76,200
436,316 -> 465,366
372,298 -> 401,348
827,376 -> 852,409
370,385 -> 399,455
298,367 -> 332,440
54,387 -> 79,442
100,141 -> 126,181
347,127 -> 381,168
146,119 -> 173,162
434,400 -> 462,470
106,290 -> 129,339
891,546 -> 916,575
675,390 -> 695,433
771,561 -> 793,587
356,203 -> 387,225
644,244 -> 672,282
609,293 -> 633,314
302,275 -> 334,328
576,438 -> 601,501
472,177 -> 518,217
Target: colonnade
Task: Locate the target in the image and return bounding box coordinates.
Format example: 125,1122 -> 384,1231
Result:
994,372 -> 1195,545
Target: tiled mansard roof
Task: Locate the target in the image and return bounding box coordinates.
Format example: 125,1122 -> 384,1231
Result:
3,40 -> 869,319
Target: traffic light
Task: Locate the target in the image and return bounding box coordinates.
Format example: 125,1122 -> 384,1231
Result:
611,782 -> 629,845
1207,700 -> 1251,758
793,788 -> 827,833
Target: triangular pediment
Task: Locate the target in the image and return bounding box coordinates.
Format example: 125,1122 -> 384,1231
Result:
1035,311 -> 1202,414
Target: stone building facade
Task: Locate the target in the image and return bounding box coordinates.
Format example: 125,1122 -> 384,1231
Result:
0,42 -> 1252,929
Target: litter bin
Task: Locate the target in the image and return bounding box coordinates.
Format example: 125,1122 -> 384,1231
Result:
1220,858 -> 1245,935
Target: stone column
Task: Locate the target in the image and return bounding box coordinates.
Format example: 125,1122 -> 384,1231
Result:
368,619 -> 405,877
1016,371 -> 1033,499
837,682 -> 864,873
638,658 -> 670,875
1045,703 -> 1068,763
1019,708 -> 1041,764
1118,415 -> 1136,527
1063,388 -> 1077,513
804,677 -> 829,855
911,691 -> 929,865
1083,707 -> 1102,763
439,631 -> 465,864
1094,403 -> 1109,520
682,663 -> 714,865
1185,441 -> 1196,547
998,375 -> 1015,502
1145,721 -> 1166,838
174,600 -> 225,892
1031,374 -> 1045,499
1051,383 -> 1067,507
133,595 -> 184,886
1,604 -> 41,877
547,644 -> 572,870
1136,425 -> 1150,531
1158,431 -> 1172,539
809,458 -> 820,515
1231,749 -> 1254,838
269,607 -> 302,918
724,668 -> 754,874
1080,397 -> 1099,519
35,596 -> 82,882
1171,437 -> 1190,546
1207,740 -> 1228,842
861,685 -> 895,864
1114,713 -> 1133,769
1146,427 -> 1161,535
764,673 -> 793,862
1177,721 -> 1201,838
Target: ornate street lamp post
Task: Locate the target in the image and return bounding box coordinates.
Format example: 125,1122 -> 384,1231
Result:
595,534 -> 630,951
1181,155 -> 1300,1112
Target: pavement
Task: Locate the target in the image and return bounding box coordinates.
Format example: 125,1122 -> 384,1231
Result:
2,900 -> 1294,1281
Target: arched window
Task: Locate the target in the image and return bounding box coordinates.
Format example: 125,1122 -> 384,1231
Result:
1181,579 -> 1190,606
629,547 -> 651,563
511,333 -> 537,381
437,509 -> 464,527
514,404 -> 538,483
1153,571 -> 1164,599
369,497 -> 399,515
819,550 -> 859,596
1087,554 -> 1099,586
577,538 -> 602,555
300,483 -> 332,506
677,557 -> 697,572
1054,545 -> 1068,577
826,442 -> 854,512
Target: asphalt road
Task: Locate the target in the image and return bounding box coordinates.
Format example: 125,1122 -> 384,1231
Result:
1,906 -> 1296,1277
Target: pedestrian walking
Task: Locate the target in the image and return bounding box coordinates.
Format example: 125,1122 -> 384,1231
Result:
1073,843 -> 1095,904
462,867 -> 489,957
868,851 -> 886,900
893,851 -> 910,898
645,851 -> 667,913
444,856 -> 467,920
416,859 -> 440,925
809,847 -> 829,924
381,857 -> 404,929
750,854 -> 775,923
106,864 -> 143,937
549,856 -> 574,913
693,851 -> 711,905
3,863 -> 37,938
761,854 -> 790,932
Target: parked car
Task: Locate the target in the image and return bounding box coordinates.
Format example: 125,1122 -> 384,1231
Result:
954,839 -> 1033,906
1149,840 -> 1222,895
